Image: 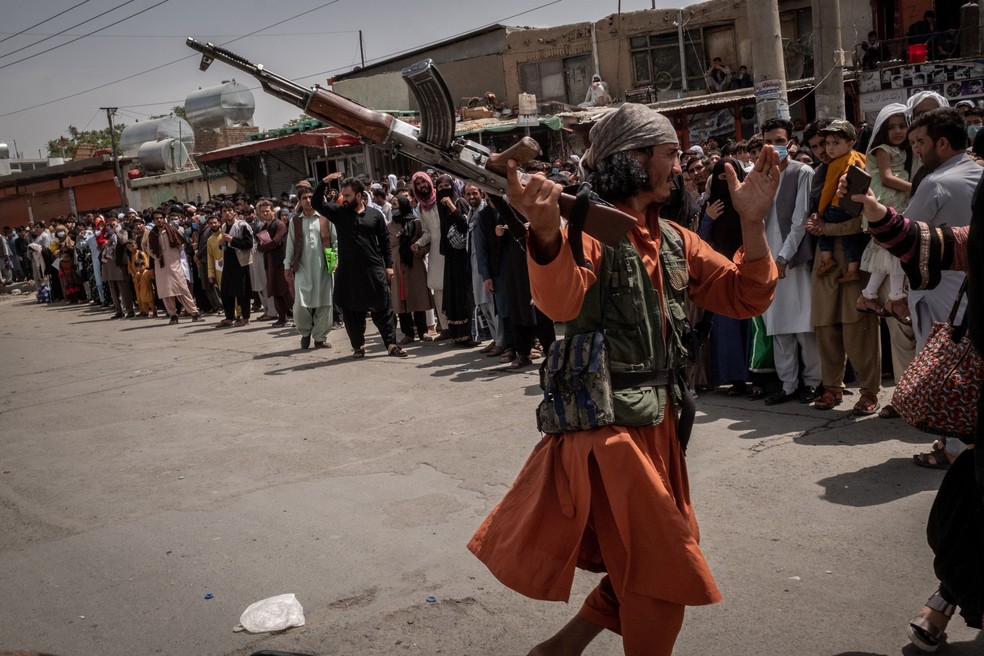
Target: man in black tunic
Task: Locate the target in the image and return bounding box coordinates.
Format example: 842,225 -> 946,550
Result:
314,173 -> 408,358
217,200 -> 254,328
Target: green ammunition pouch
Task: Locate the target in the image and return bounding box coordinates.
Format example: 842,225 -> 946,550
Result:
536,330 -> 615,434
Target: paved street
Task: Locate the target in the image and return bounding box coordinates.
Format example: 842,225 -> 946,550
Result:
1,294 -> 981,655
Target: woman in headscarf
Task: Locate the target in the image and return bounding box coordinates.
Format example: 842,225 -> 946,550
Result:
698,155 -> 756,396
55,224 -> 84,304
388,194 -> 434,343
435,174 -> 478,345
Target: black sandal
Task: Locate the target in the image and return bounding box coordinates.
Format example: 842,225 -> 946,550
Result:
388,345 -> 408,358
907,590 -> 955,652
352,347 -> 366,359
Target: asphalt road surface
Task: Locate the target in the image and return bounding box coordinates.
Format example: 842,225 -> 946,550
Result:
1,295 -> 981,655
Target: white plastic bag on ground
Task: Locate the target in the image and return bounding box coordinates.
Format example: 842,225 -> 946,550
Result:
236,593 -> 306,633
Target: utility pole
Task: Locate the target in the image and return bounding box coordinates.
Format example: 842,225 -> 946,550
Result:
100,107 -> 128,211
358,30 -> 365,69
746,0 -> 789,127
812,0 -> 846,119
677,9 -> 688,93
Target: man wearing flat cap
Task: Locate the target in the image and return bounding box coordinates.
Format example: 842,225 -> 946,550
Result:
469,103 -> 781,655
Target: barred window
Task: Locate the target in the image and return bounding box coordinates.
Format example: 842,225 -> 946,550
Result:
629,30 -> 705,91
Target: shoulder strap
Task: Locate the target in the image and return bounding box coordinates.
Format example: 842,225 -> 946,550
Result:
949,276 -> 969,330
291,214 -> 303,267
567,183 -> 593,271
319,215 -> 332,250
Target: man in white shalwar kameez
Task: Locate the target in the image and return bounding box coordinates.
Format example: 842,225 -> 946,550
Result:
284,188 -> 336,350
760,119 -> 821,405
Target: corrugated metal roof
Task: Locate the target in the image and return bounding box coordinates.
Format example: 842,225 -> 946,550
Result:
196,128 -> 359,163
558,77 -> 820,125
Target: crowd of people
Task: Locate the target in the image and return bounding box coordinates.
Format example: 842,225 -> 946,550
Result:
3,94 -> 983,655
2,157 -> 582,365
674,95 -> 984,654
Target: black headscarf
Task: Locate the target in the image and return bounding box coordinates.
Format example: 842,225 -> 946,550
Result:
393,196 -> 417,268
706,156 -> 746,259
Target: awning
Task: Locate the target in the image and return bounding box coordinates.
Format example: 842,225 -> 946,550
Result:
454,115 -> 563,137
196,128 -> 360,163
558,77 -> 823,124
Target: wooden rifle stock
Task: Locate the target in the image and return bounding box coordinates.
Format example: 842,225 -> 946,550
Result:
305,88 -> 394,144
485,138 -> 637,246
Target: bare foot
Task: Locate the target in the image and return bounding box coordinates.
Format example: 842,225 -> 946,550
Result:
527,616 -> 603,656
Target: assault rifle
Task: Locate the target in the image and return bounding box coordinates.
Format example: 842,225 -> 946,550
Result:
185,38 -> 636,245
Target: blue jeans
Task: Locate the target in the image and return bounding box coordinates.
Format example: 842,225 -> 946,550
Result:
818,205 -> 867,263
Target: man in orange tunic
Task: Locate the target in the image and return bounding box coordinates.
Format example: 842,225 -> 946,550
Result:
468,104 -> 781,655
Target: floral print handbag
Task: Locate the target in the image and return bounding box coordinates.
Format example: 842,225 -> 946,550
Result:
893,279 -> 983,441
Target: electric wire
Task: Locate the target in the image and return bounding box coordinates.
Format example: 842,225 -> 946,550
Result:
1,0 -> 564,119
0,1 -> 170,72
0,0 -> 344,119
0,0 -> 137,61
0,0 -> 93,46
114,0 -> 569,112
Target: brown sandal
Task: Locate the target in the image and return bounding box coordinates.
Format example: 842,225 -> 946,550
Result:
885,298 -> 912,325
857,295 -> 890,317
815,258 -> 838,277
813,389 -> 843,410
852,393 -> 879,415
913,441 -> 952,470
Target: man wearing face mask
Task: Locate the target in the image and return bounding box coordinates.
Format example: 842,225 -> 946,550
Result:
435,174 -> 477,346
410,171 -> 448,339
758,118 -> 821,405
147,209 -> 202,324
964,107 -> 983,144
100,214 -> 135,319
216,201 -> 254,328
315,172 -> 406,358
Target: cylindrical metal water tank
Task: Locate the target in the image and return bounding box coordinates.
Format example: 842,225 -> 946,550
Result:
119,117 -> 195,157
184,80 -> 255,129
137,139 -> 190,172
0,143 -> 9,159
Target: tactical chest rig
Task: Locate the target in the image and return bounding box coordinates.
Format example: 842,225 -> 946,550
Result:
536,189 -> 697,448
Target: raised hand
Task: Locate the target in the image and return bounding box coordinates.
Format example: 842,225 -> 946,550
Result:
506,159 -> 561,258
725,144 -> 781,225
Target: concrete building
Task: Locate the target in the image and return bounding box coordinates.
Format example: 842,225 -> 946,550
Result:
0,156 -> 123,227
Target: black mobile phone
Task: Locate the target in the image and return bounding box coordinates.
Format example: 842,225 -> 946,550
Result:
839,164 -> 871,218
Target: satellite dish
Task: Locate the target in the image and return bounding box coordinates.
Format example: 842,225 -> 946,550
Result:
654,71 -> 674,92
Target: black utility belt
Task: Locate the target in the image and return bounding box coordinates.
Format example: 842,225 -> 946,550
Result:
610,368 -> 676,390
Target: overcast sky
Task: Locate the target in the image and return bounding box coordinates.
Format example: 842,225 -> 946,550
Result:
0,0 -> 700,158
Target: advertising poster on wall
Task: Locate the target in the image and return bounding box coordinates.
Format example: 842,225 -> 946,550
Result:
859,59 -> 984,119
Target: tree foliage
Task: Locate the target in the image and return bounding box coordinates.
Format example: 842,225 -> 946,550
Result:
148,105 -> 188,121
280,113 -> 313,128
46,123 -> 126,159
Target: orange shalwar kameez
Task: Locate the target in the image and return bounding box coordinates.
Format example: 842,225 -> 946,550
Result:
468,203 -> 777,654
